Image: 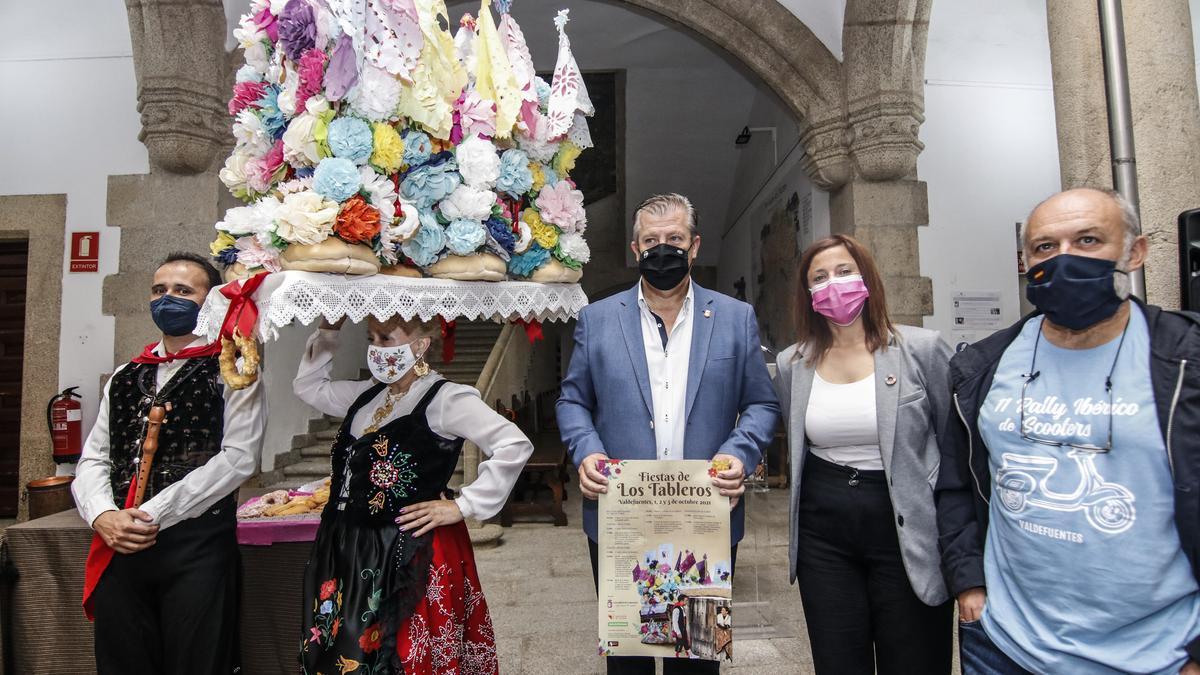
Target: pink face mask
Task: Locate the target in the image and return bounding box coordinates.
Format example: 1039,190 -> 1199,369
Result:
810,274 -> 870,326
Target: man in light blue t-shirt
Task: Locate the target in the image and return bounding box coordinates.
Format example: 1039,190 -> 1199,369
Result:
935,188 -> 1200,675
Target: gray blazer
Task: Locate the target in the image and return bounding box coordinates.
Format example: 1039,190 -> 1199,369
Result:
775,324 -> 952,606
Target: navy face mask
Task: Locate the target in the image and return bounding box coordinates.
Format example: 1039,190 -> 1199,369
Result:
150,295 -> 201,337
1025,253 -> 1128,330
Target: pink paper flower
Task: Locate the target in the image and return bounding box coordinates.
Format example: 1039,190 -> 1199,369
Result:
259,140 -> 285,185
457,91 -> 497,141
235,236 -> 282,272
229,81 -> 268,116
534,180 -> 586,232
296,48 -> 327,111
253,6 -> 279,43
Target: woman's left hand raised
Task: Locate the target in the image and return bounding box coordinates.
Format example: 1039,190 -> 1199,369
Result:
394,496 -> 463,537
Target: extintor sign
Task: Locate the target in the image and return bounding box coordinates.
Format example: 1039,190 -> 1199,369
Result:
70,232 -> 99,272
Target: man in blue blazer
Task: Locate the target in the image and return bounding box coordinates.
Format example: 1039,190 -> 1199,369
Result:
557,193 -> 780,675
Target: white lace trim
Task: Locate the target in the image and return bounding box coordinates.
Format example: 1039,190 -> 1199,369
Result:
195,271 -> 588,342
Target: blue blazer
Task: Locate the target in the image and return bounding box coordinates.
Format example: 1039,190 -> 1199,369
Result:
556,282 -> 780,543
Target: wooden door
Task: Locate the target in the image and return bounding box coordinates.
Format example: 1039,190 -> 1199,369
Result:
0,240 -> 28,516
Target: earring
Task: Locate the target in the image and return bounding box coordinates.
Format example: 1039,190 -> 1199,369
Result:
413,356 -> 430,378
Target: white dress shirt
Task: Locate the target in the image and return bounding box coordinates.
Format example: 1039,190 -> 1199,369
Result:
637,282 -> 694,460
293,329 -> 533,521
805,372 -> 883,470
72,338 -> 267,530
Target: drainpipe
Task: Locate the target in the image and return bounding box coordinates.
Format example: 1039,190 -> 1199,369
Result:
1098,0 -> 1147,299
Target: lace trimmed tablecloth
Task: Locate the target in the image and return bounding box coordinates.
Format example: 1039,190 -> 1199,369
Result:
195,271 -> 588,343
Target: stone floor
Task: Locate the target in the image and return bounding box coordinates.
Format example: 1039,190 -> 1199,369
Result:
474,480 -> 815,675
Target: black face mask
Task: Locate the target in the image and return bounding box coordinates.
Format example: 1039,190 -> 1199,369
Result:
1025,253 -> 1128,330
638,243 -> 691,291
150,295 -> 201,337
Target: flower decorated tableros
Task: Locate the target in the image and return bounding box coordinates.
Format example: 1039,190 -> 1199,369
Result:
213,0 -> 596,282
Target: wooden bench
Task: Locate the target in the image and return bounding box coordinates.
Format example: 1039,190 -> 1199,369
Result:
499,390 -> 569,527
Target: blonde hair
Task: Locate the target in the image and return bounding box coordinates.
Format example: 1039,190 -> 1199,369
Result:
633,193 -> 698,241
369,315 -> 442,361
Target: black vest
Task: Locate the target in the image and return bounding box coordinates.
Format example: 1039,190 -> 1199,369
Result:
327,378 -> 464,527
107,357 -> 225,504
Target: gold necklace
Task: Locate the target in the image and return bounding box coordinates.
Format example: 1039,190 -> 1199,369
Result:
363,388 -> 405,434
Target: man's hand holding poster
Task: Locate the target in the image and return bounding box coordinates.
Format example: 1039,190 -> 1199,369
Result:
597,459 -> 734,661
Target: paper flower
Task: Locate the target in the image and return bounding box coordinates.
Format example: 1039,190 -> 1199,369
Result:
235,65 -> 262,84
444,219 -> 488,255
256,86 -> 287,140
313,157 -> 362,202
234,14 -> 270,74
555,232 -> 590,268
513,218 -> 532,253
401,212 -> 447,267
334,195 -> 382,244
275,190 -> 339,245
534,76 -> 551,107
529,162 -> 547,192
210,231 -> 237,256
402,130 -> 434,167
235,235 -> 283,272
535,180 -> 586,232
327,116 -> 374,165
283,97 -> 332,167
516,129 -> 558,162
439,184 -> 495,222
455,136 -> 501,188
325,34 -> 359,102
233,109 -> 272,156
296,48 -> 328,110
370,123 -> 404,173
541,165 -> 560,188
229,80 -> 268,116
219,151 -> 253,199
553,141 -> 582,177
278,0 -> 317,62
359,167 -> 397,224
349,63 -> 402,122
496,150 -> 533,199
507,243 -> 550,277
486,217 -> 516,253
217,196 -> 281,237
524,209 -> 559,249
400,161 -> 461,208
249,140 -> 286,193
457,90 -> 497,140
277,65 -> 301,118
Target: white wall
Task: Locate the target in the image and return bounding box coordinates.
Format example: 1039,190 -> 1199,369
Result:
0,0 -> 147,430
918,0 -> 1061,345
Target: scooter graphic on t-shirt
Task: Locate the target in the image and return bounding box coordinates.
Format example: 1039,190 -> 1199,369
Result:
995,451 -> 1136,534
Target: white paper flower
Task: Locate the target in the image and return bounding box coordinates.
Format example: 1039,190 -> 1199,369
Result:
275,191 -> 338,245
455,136 -> 501,188
281,98 -> 329,167
233,110 -> 271,157
513,219 -> 533,254
219,151 -> 252,195
349,63 -> 402,122
557,232 -> 591,264
217,196 -> 281,237
274,177 -> 313,197
516,129 -> 558,162
359,166 -> 398,224
277,65 -> 300,118
268,0 -> 288,15
439,184 -> 495,222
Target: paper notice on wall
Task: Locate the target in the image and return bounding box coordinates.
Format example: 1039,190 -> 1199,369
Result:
597,459 -> 733,662
950,290 -> 1004,352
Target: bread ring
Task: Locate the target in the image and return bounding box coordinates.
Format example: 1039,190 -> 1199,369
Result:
220,330 -> 260,390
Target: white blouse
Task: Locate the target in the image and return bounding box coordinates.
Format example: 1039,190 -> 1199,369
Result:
293,329 -> 533,521
805,372 -> 882,471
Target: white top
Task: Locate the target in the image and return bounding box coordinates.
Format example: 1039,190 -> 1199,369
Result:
72,338 -> 267,530
805,372 -> 882,471
637,281 -> 694,460
293,329 -> 533,521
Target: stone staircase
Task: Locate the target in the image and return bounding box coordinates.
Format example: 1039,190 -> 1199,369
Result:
268,321 -> 504,490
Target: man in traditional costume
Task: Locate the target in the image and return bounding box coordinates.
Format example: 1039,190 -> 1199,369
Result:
72,252 -> 265,674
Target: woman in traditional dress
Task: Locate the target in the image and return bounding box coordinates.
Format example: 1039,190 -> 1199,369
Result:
714,605 -> 733,661
295,315 -> 533,674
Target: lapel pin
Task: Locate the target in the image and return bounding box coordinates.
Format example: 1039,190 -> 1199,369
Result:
703,309 -> 712,318
885,374 -> 897,386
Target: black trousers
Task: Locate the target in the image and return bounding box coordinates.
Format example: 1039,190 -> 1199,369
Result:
92,501 -> 241,675
795,455 -> 953,675
588,538 -> 737,675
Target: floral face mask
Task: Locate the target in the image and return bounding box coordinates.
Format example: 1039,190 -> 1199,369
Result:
366,342 -> 418,384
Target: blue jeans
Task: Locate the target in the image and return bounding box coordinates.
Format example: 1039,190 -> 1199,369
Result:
959,621 -> 1031,675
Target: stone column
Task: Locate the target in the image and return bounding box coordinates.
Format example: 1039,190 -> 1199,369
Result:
1047,0 -> 1200,308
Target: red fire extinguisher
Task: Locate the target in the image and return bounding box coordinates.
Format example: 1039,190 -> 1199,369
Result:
47,387 -> 83,464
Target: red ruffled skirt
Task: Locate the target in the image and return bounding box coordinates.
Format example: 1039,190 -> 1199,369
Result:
396,521 -> 498,673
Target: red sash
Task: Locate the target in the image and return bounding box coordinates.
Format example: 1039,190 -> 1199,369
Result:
81,480 -> 137,620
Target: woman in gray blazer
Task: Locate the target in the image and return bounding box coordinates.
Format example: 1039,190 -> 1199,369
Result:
776,235 -> 953,674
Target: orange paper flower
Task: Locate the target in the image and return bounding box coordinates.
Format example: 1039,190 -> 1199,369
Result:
334,195 -> 381,244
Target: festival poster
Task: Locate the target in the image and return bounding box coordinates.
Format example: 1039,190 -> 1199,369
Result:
597,460 -> 734,662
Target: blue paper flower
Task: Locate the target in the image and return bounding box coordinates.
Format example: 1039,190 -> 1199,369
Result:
401,161 -> 461,208
256,86 -> 287,140
496,149 -> 533,199
486,217 -> 516,253
444,219 -> 487,255
542,165 -> 561,188
312,157 -> 361,202
534,77 -> 551,108
508,243 -> 550,277
327,116 -> 374,165
294,166 -> 314,179
216,246 -> 240,265
401,211 -> 447,267
235,65 -> 262,84
402,129 -> 434,167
